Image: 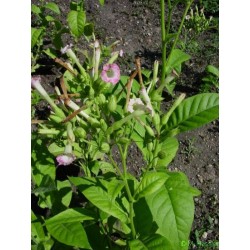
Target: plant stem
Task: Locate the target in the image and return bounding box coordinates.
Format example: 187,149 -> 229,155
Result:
160,0 -> 167,88
159,0 -> 194,96
117,144 -> 136,239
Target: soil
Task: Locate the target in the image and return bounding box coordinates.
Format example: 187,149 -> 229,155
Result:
32,0 -> 219,249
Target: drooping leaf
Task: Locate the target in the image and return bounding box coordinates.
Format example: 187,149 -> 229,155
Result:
165,93 -> 219,134
67,10 -> 86,38
135,172 -> 169,199
31,211 -> 45,242
145,172 -> 200,250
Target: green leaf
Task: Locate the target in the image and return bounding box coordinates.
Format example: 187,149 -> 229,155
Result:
46,208 -> 97,225
67,10 -> 86,38
84,23 -> 94,37
45,2 -> 60,14
206,65 -> 219,77
46,222 -> 90,249
145,172 -> 199,250
57,180 -> 72,207
31,4 -> 41,15
31,211 -> 45,242
45,208 -> 96,249
99,0 -> 105,5
48,142 -> 64,156
166,49 -> 190,74
129,239 -> 147,250
81,185 -> 128,222
135,172 -> 169,199
165,93 -> 219,134
31,28 -> 43,49
144,234 -> 173,249
156,137 -> 179,169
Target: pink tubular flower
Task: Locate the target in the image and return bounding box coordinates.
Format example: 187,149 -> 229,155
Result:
101,63 -> 120,85
56,154 -> 76,166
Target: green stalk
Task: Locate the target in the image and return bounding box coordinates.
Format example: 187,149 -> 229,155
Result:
160,0 -> 167,87
117,144 -> 136,239
159,0 -> 194,95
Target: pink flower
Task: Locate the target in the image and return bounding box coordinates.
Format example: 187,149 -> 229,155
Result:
101,63 -> 120,85
56,154 -> 76,166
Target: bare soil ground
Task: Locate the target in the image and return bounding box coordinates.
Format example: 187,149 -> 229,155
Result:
32,0 -> 219,248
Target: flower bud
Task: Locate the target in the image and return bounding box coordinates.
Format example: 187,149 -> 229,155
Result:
117,137 -> 130,145
49,114 -> 63,123
97,94 -> 106,105
100,119 -> 108,131
108,95 -> 117,112
74,127 -> 86,139
145,126 -> 155,137
147,142 -> 154,151
100,142 -> 110,153
153,113 -> 160,127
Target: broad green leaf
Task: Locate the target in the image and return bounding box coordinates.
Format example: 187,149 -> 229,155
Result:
57,180 -> 72,207
81,185 -> 128,223
145,172 -> 199,250
67,10 -> 86,38
31,28 -> 43,49
166,49 -> 190,74
206,65 -> 219,77
144,234 -> 173,249
45,2 -> 60,14
31,4 -> 41,15
32,163 -> 55,187
46,208 -> 96,225
129,239 -> 147,250
46,221 -> 90,249
48,142 -> 64,156
135,172 -> 169,199
156,137 -> 179,169
165,93 -> 219,134
31,211 -> 45,242
99,178 -> 124,201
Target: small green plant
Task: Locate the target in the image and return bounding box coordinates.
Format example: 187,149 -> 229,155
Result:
181,138 -> 199,160
200,65 -> 219,93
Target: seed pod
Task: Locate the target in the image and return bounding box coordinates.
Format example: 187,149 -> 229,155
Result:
158,150 -> 167,159
108,95 -> 117,112
97,94 -> 106,105
74,127 -> 86,139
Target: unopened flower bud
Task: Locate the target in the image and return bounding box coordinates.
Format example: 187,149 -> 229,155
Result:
97,94 -> 106,105
49,114 -> 63,123
108,95 -> 117,112
118,137 -> 130,145
74,127 -> 86,139
145,126 -> 155,137
100,142 -> 110,153
147,142 -> 154,151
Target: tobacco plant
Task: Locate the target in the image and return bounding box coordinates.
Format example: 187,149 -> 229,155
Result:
31,1 -> 219,249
